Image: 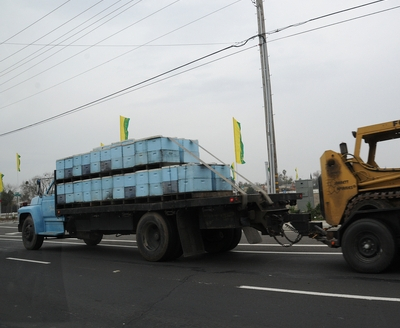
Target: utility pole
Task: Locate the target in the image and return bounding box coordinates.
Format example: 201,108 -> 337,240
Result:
254,0 -> 278,194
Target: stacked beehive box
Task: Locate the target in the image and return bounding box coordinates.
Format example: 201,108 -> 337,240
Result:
56,136 -> 232,204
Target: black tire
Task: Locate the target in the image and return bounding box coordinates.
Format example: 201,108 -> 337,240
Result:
342,219 -> 396,273
202,229 -> 235,254
136,212 -> 181,262
22,216 -> 44,250
83,232 -> 103,246
226,228 -> 242,251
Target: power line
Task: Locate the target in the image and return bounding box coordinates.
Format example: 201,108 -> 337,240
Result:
0,0 -> 396,135
0,0 -> 71,45
0,0 -> 241,106
268,4 -> 400,43
0,0 -> 104,65
266,0 -> 386,34
0,35 -> 257,138
0,0 -> 145,86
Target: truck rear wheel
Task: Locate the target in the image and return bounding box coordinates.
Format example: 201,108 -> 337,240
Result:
83,232 -> 103,246
342,219 -> 396,273
136,212 -> 181,262
22,216 -> 44,250
202,228 -> 235,253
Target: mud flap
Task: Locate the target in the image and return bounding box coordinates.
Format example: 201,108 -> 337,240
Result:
242,227 -> 262,244
176,209 -> 205,257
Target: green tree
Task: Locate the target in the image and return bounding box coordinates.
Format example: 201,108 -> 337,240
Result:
1,184 -> 17,213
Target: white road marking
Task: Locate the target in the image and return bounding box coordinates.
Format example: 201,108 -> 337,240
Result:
233,250 -> 341,255
239,286 -> 400,302
5,232 -> 20,235
6,257 -> 50,265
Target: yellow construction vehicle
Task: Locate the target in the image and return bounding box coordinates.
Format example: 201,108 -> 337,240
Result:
318,120 -> 400,273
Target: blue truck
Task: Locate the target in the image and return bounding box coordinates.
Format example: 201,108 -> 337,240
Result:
18,136 -> 309,261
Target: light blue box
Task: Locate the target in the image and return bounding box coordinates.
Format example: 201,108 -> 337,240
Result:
112,157 -> 123,169
65,182 -> 73,194
134,140 -> 147,153
74,192 -> 83,202
91,190 -> 102,201
150,183 -> 163,196
82,153 -> 91,165
213,178 -> 233,191
56,159 -> 64,170
91,178 -> 101,191
147,137 -> 180,151
124,173 -> 136,187
111,145 -> 122,159
56,184 -> 65,195
162,166 -> 178,182
123,155 -> 135,168
113,175 -> 124,188
56,169 -> 64,180
211,164 -> 231,179
90,150 -> 101,163
136,171 -> 149,184
73,155 -> 82,166
73,165 -> 82,177
148,169 -> 162,184
64,157 -> 73,169
122,141 -> 135,156
113,187 -> 125,199
90,162 -> 100,173
102,177 -> 113,189
73,181 -> 82,193
148,150 -> 180,164
136,184 -> 149,197
135,152 -> 148,165
178,164 -> 212,180
83,191 -> 91,202
82,181 -> 91,192
101,146 -> 111,161
178,178 -> 213,193
178,139 -> 200,163
66,193 -> 74,203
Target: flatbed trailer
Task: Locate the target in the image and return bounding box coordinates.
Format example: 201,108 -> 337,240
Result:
18,135 -> 311,262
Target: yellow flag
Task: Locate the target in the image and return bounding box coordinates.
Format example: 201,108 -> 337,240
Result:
120,116 -> 130,141
231,162 -> 236,181
233,117 -> 245,164
16,153 -> 21,172
0,173 -> 4,192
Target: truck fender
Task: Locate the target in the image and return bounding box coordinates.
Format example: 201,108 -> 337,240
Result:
18,206 -> 45,234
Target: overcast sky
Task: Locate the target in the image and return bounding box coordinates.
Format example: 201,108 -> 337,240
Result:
1,0 -> 399,188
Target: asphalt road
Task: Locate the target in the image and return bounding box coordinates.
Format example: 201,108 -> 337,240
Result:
1,220 -> 399,328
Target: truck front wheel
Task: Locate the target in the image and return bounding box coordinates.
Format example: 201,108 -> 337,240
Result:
136,212 -> 181,262
342,219 -> 396,273
22,216 -> 44,250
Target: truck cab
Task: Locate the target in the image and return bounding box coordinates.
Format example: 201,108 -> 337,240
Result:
18,180 -> 65,249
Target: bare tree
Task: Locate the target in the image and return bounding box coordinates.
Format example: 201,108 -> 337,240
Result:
20,172 -> 54,203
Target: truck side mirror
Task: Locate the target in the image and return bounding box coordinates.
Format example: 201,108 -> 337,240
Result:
36,179 -> 43,197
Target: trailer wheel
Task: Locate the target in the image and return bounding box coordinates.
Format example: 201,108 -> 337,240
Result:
136,212 -> 181,261
22,216 -> 44,250
83,232 -> 103,246
342,219 -> 396,273
202,229 -> 235,254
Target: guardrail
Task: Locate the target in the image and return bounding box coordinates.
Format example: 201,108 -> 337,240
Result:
0,213 -> 17,220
